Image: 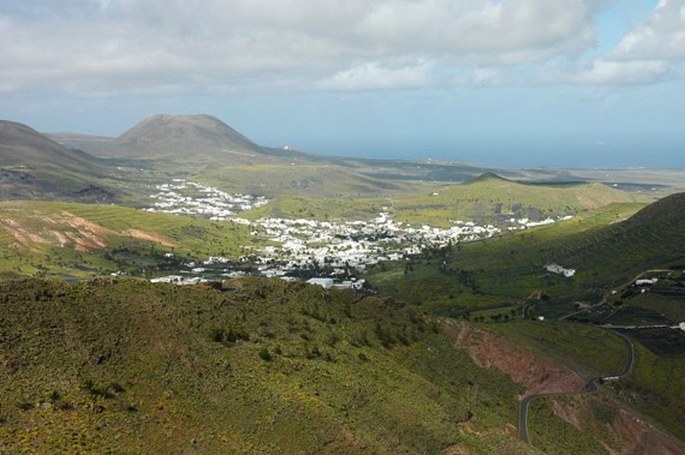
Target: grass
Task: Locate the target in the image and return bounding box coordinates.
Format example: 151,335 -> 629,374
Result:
619,342 -> 685,440
198,164 -> 438,198
485,321 -> 627,377
0,277 -> 538,454
527,396 -> 610,454
230,172 -> 639,227
365,202 -> 647,314
0,201 -> 259,279
365,195 -> 685,445
240,194 -> 387,221
391,175 -> 639,227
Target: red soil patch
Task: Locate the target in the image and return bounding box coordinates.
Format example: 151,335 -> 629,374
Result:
124,229 -> 179,248
0,211 -> 178,252
447,322 -> 685,454
454,324 -> 585,396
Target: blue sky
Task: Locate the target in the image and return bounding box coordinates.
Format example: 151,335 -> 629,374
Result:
1,0 -> 684,168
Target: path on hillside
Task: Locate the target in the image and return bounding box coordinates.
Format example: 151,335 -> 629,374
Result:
518,330 -> 634,444
559,269 -> 673,321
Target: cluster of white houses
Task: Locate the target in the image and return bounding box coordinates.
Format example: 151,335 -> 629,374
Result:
145,181 -> 575,286
232,212 -> 500,278
146,180 -> 268,218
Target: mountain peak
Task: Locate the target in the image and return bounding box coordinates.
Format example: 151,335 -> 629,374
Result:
113,114 -> 262,159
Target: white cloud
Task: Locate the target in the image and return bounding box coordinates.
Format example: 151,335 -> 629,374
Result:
551,0 -> 685,86
0,0 -> 667,94
613,0 -> 685,60
565,59 -> 670,85
318,60 -> 433,91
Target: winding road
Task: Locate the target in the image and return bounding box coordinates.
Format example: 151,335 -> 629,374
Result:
518,330 -> 634,444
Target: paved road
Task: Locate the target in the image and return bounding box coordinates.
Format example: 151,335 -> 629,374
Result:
518,330 -> 634,444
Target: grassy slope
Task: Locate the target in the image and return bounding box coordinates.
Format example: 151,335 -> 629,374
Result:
486,321 -> 627,377
240,194 -> 386,221
198,164 -> 437,199
365,202 -> 646,313
0,277 -> 536,454
365,195 -> 685,442
391,175 -> 638,227
369,192 -> 685,314
233,172 -> 638,226
0,201 -> 258,279
621,343 -> 685,440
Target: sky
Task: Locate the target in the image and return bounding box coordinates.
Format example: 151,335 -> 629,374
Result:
1,0 -> 684,168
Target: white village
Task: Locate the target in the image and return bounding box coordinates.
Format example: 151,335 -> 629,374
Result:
146,180 -> 576,287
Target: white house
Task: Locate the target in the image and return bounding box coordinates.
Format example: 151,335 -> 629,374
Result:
307,278 -> 334,289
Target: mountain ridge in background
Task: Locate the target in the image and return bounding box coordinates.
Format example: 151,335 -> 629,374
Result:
0,120 -> 102,173
0,120 -> 117,201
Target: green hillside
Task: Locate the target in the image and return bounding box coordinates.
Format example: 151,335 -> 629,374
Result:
365,194 -> 685,442
391,174 -> 639,227
199,163 -> 436,199
223,172 -> 637,226
365,202 -> 647,313
0,201 -> 257,279
367,193 -> 684,313
0,277 -> 536,454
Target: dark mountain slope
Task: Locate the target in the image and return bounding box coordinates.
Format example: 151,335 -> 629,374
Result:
63,114 -> 315,170
0,121 -> 116,201
0,120 -> 102,173
115,114 -> 260,155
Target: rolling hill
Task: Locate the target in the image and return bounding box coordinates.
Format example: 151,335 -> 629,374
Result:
364,194 -> 685,443
542,191 -> 685,282
4,276 -> 681,453
389,173 -> 639,226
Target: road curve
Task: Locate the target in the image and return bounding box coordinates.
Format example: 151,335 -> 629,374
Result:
518,329 -> 634,444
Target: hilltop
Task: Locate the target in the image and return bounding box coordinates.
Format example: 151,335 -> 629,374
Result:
115,114 -> 261,155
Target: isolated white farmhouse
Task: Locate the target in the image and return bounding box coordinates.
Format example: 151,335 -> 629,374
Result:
545,263 -> 576,278
307,278 -> 334,289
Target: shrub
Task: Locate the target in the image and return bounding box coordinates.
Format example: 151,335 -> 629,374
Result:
258,347 -> 273,361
